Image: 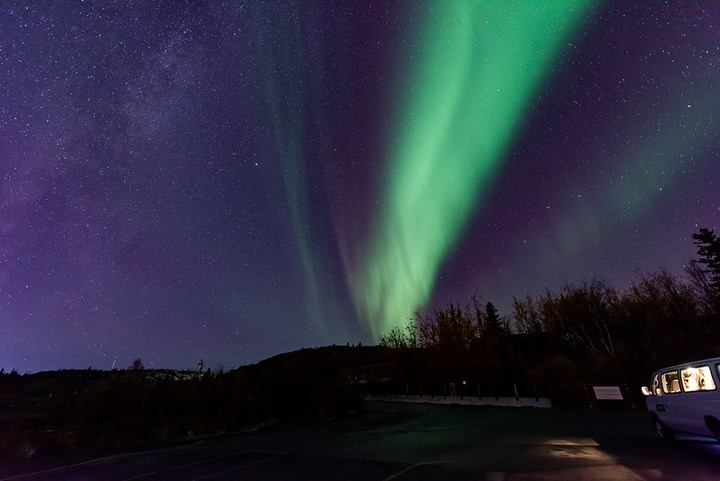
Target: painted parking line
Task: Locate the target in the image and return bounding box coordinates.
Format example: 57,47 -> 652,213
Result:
0,449 -> 287,481
0,449 -> 157,481
190,452 -> 288,481
123,450 -> 280,480
383,460 -> 453,481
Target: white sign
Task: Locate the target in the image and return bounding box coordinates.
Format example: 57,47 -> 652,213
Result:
593,385 -> 623,401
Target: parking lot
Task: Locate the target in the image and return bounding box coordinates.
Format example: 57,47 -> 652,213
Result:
2,401 -> 720,480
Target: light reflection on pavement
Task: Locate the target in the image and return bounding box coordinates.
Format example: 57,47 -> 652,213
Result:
2,402 -> 720,480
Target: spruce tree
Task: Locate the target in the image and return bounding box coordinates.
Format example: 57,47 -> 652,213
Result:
692,228 -> 720,291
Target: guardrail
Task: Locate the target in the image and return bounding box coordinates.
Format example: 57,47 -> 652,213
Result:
365,393 -> 552,408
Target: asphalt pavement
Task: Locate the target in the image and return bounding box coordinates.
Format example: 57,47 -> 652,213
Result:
2,401 -> 720,480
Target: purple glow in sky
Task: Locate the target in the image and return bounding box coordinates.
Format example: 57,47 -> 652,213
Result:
1,2 -> 718,373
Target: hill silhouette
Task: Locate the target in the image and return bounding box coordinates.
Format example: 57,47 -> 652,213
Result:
0,345 -> 385,460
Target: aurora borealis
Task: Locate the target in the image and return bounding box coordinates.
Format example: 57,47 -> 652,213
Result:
351,1 -> 595,339
2,2 -> 719,373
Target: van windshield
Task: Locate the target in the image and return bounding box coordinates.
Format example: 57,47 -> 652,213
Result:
652,374 -> 661,395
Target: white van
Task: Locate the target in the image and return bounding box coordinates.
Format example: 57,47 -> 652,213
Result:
642,357 -> 720,442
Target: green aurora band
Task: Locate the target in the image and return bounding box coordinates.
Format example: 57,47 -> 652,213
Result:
353,2 -> 597,340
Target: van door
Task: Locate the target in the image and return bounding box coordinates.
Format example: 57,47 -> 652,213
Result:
655,370 -> 684,431
674,364 -> 718,436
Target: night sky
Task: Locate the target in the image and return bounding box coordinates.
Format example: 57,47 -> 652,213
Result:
2,2 -> 719,373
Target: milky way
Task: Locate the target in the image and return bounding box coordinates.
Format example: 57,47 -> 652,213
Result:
1,2 -> 718,372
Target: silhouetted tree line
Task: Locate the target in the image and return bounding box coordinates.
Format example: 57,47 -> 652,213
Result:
2,229 -> 718,458
0,348 -> 364,459
379,228 -> 720,406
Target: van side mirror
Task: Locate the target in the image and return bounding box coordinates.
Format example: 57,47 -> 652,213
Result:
641,386 -> 652,396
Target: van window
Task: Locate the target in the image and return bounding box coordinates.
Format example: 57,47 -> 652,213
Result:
680,365 -> 716,392
662,371 -> 681,393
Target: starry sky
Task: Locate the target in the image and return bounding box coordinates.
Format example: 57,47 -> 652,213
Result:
2,2 -> 719,373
